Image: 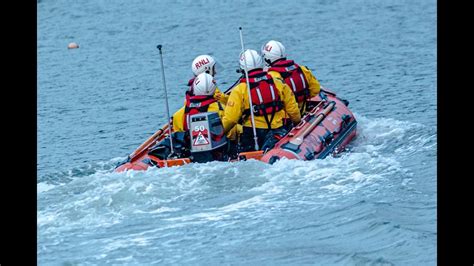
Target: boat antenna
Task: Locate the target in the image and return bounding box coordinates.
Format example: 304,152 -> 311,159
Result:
156,44 -> 175,157
238,27 -> 259,151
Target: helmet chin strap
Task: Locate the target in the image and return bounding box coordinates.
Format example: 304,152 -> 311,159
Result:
206,65 -> 216,76
264,58 -> 273,66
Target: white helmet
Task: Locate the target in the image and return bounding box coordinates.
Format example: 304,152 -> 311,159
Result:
193,73 -> 217,96
192,55 -> 217,76
261,40 -> 286,65
239,49 -> 263,71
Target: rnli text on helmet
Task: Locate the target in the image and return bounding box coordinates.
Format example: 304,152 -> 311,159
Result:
195,58 -> 210,70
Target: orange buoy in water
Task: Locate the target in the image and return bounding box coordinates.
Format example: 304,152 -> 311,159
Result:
68,42 -> 79,49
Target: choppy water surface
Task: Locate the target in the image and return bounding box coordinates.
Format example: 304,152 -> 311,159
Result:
38,0 -> 436,265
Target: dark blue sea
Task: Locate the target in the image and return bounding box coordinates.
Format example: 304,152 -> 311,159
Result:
38,0 -> 437,264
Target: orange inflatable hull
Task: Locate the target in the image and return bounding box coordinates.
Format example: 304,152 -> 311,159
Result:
261,89 -> 357,163
115,89 -> 357,172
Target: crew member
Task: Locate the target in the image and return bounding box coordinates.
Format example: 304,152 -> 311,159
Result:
222,49 -> 301,152
173,72 -> 224,132
171,55 -> 228,133
261,40 -> 320,114
186,54 -> 227,105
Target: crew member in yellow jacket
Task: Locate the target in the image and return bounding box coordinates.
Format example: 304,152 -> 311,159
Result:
261,40 -> 320,114
172,72 -> 224,132
172,72 -> 242,141
222,49 -> 301,152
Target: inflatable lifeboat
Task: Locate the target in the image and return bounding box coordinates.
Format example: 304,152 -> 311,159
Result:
115,88 -> 357,172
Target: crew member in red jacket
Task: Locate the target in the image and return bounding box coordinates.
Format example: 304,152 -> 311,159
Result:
261,40 -> 321,115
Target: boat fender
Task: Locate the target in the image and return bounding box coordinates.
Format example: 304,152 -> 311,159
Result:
333,114 -> 352,134
338,97 -> 349,106
340,114 -> 352,130
320,91 -> 328,101
115,155 -> 131,168
304,148 -> 315,160
268,155 -> 280,164
320,130 -> 334,146
342,114 -> 352,124
238,154 -> 247,161
142,158 -> 159,167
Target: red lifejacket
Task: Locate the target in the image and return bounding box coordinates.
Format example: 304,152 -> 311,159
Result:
268,59 -> 310,104
183,95 -> 218,131
186,77 -> 196,95
240,69 -> 284,129
183,76 -> 197,105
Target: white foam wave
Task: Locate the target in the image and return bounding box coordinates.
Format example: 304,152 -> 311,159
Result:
38,114 -> 433,244
37,182 -> 57,193
165,195 -> 264,223
353,114 -> 436,154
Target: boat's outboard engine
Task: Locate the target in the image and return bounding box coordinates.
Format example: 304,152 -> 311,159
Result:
189,112 -> 228,163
